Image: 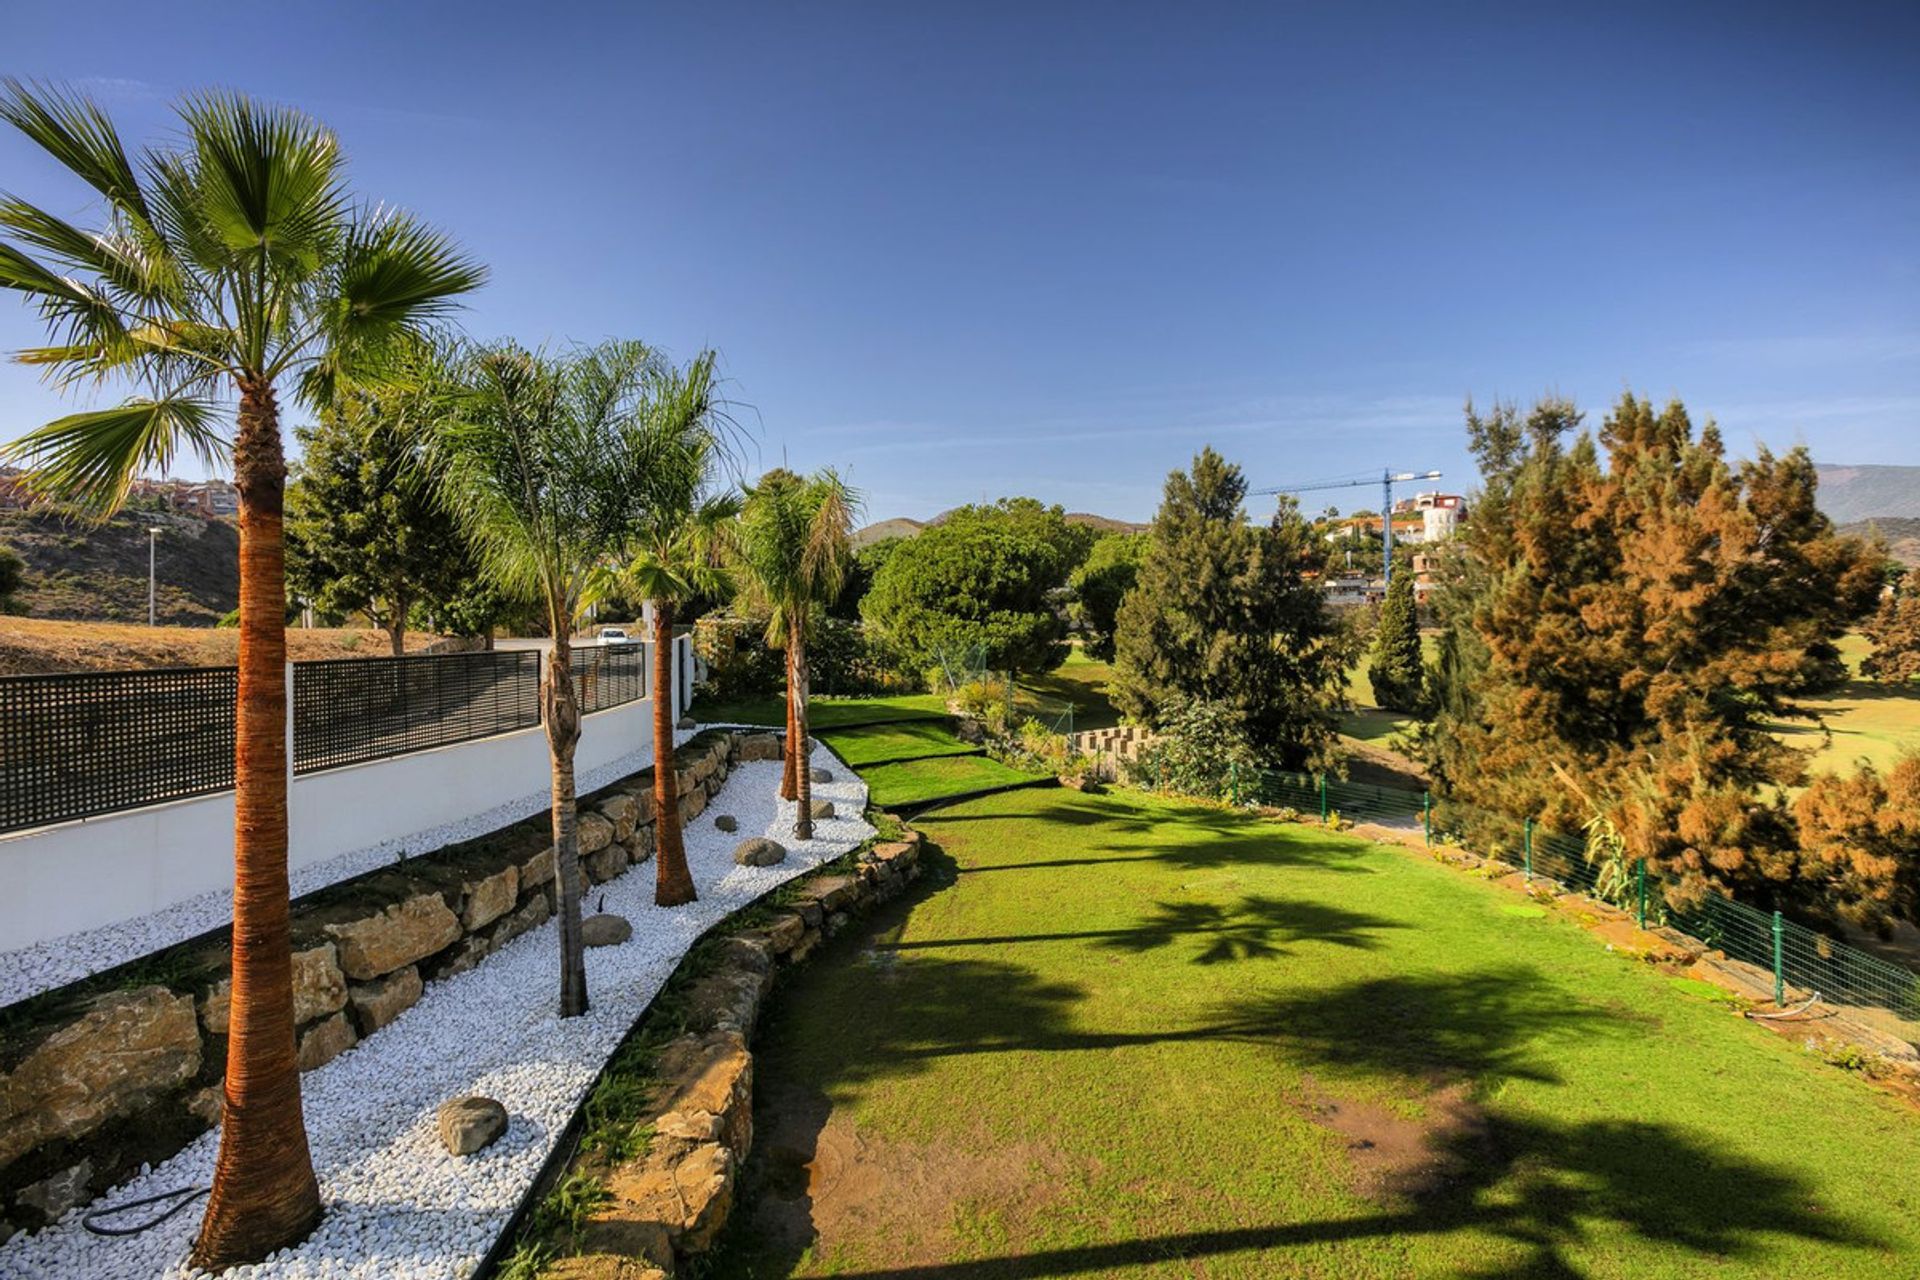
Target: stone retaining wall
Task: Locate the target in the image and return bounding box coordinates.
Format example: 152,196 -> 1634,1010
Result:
0,728 -> 787,1240
536,828 -> 926,1280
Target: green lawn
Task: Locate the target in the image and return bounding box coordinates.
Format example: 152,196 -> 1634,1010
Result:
820,719 -> 984,767
698,691 -> 949,730
1020,649 -> 1122,732
1771,633 -> 1920,776
709,786 -> 1920,1278
860,754 -> 1052,809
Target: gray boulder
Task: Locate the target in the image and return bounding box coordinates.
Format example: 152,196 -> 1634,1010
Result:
438,1095 -> 508,1155
810,766 -> 833,784
714,814 -> 738,833
581,913 -> 633,948
734,837 -> 787,867
809,799 -> 836,820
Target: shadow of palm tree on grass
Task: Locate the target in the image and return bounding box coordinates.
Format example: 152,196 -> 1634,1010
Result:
706,823 -> 1887,1280
872,893 -> 1401,965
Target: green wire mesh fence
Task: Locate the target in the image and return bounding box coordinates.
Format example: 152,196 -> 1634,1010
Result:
1238,766 -> 1920,1023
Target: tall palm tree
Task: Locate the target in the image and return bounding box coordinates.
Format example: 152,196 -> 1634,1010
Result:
0,84 -> 481,1268
436,340 -> 648,1015
734,468 -> 858,840
612,350 -> 739,906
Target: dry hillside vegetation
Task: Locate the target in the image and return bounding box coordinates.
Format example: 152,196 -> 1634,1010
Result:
0,617 -> 440,676
0,508 -> 239,624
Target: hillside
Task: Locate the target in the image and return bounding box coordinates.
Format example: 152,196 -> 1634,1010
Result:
1816,463 -> 1920,524
0,617 -> 440,676
1841,516 -> 1920,568
852,508 -> 1145,548
0,508 -> 238,624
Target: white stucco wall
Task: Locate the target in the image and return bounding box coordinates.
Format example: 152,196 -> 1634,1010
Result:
0,640 -> 698,954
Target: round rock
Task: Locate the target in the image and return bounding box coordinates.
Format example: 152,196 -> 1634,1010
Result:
809,799 -> 836,819
581,913 -> 633,948
810,766 -> 833,783
714,814 -> 738,833
734,837 -> 787,867
438,1095 -> 508,1155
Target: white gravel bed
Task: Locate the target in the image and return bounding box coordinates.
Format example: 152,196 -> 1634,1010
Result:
0,735 -> 707,1009
0,740 -> 870,1280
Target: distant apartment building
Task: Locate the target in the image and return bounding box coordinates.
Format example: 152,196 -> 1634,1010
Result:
0,466 -> 239,518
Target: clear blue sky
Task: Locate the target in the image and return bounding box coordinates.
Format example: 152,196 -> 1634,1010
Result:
3,1 -> 1917,522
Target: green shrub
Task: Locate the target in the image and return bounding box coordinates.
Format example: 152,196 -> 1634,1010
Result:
1130,695 -> 1255,800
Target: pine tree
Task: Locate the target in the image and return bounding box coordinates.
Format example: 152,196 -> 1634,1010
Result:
1367,569 -> 1424,712
1111,447 -> 1350,770
1425,394 -> 1882,908
1793,756 -> 1920,930
1862,581 -> 1920,684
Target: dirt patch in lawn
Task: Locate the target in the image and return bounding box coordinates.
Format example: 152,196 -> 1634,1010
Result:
742,1077 -> 1072,1266
1296,1074 -> 1489,1203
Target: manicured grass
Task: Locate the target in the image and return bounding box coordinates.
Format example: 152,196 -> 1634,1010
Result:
819,720 -> 983,768
1771,633 -> 1920,776
860,754 -> 1052,809
710,785 -> 1920,1278
697,691 -> 949,730
1020,648 -> 1122,732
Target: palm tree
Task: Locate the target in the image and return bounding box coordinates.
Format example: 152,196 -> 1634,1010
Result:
612,350 -> 739,906
734,468 -> 858,840
436,340 -> 648,1015
0,84 -> 481,1268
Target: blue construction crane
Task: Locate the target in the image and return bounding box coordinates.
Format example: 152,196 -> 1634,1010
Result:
1252,469 -> 1442,589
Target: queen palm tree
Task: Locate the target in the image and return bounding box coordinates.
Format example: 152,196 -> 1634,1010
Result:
436,340 -> 649,1014
734,468 -> 858,840
611,350 -> 739,906
0,83 -> 482,1268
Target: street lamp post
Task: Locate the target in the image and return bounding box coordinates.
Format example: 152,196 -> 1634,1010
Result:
147,526 -> 163,626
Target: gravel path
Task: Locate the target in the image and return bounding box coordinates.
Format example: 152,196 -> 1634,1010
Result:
0,742 -> 871,1280
0,737 -> 699,1009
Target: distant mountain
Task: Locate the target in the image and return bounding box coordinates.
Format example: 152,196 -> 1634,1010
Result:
1840,517 -> 1920,569
850,517 -> 927,548
1816,464 -> 1920,525
851,509 -> 1146,549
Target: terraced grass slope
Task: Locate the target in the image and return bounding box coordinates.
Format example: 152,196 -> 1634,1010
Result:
709,786 -> 1920,1278
818,719 -> 983,767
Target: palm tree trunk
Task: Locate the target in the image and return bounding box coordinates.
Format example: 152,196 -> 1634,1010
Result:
653,601 -> 698,905
793,611 -> 814,841
193,382 -> 321,1271
780,640 -> 799,802
543,613 -> 588,1017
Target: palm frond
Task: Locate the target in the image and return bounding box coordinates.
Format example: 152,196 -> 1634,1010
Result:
0,197 -> 173,306
314,210 -> 487,386
2,398 -> 224,516
0,80 -> 152,225
177,91 -> 345,270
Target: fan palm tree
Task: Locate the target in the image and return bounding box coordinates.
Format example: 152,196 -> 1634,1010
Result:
734,468 -> 859,840
0,83 -> 482,1268
436,340 -> 648,1015
611,350 -> 740,906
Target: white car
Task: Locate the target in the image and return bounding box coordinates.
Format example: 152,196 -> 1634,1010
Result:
597,627 -> 631,645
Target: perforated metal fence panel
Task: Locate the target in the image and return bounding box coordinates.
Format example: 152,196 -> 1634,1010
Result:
292,650 -> 540,775
569,643 -> 645,714
0,666 -> 236,833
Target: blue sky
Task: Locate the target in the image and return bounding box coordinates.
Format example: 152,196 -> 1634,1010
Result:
3,1 -> 1917,522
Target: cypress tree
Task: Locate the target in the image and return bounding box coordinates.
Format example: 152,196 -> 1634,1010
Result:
1367,569 -> 1424,712
1111,447 -> 1350,770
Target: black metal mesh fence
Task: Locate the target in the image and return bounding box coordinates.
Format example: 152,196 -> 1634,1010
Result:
0,666 -> 237,833
292,650 -> 540,774
569,643 -> 645,715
